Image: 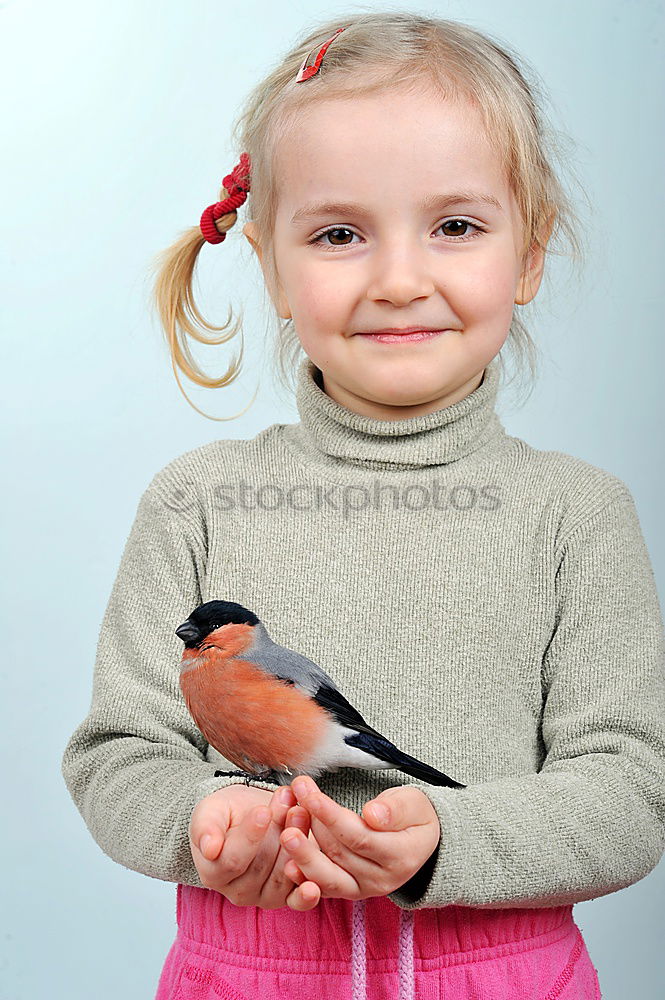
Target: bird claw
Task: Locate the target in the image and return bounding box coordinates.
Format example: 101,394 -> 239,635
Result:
212,767 -> 281,786
252,768 -> 281,784
213,769 -> 255,783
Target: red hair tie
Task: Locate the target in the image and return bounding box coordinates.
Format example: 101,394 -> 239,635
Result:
200,152 -> 252,245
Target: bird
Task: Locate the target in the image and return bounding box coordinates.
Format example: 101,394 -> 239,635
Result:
174,599 -> 466,789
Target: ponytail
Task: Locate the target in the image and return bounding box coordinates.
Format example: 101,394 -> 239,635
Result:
149,155 -> 258,421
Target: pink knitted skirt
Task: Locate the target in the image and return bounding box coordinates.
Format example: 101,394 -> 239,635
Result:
154,883 -> 602,999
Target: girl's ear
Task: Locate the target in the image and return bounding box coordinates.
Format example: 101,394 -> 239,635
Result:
243,221 -> 263,262
243,221 -> 292,321
514,208 -> 556,306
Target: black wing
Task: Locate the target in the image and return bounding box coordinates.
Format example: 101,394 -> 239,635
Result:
313,683 -> 386,738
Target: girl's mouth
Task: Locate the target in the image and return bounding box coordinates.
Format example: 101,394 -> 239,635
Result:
355,329 -> 449,344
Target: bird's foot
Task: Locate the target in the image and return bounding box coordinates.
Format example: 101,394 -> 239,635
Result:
213,769 -> 254,783
252,768 -> 282,785
213,768 -> 280,786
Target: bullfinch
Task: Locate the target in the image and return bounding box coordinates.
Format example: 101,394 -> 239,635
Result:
175,599 -> 466,789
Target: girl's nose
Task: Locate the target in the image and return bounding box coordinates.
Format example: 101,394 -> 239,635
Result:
364,242 -> 437,306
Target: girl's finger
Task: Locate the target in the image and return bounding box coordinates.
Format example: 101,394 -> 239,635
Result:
284,859 -> 306,883
269,805 -> 311,880
306,814 -> 385,881
256,807 -> 309,905
285,804 -> 311,833
287,880 -> 321,911
293,785 -> 390,865
282,808 -> 317,884
218,802 -> 285,888
259,805 -> 312,902
270,786 -> 297,823
279,827 -> 358,898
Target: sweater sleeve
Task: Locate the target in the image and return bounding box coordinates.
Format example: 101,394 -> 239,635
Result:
61,472 -> 279,887
389,485 -> 665,910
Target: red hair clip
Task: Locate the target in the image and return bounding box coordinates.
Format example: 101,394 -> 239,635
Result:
295,26 -> 347,82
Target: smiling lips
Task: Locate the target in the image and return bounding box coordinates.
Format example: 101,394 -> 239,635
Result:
355,328 -> 450,344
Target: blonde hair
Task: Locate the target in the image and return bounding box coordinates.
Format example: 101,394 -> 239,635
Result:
149,7 -> 590,419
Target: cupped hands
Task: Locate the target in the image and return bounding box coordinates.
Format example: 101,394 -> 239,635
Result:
281,776 -> 441,911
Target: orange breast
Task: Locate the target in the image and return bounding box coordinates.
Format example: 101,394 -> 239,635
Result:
180,653 -> 330,772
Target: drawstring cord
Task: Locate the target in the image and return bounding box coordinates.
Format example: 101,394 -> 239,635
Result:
398,907 -> 416,1000
351,899 -> 415,1000
351,898 -> 367,1000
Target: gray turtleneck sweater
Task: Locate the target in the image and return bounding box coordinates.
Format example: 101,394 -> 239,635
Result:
61,356 -> 665,910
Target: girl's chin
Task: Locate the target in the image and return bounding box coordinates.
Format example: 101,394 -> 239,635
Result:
353,365 -> 460,393
354,382 -> 457,409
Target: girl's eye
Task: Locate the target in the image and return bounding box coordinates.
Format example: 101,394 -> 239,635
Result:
307,218 -> 485,251
437,219 -> 484,241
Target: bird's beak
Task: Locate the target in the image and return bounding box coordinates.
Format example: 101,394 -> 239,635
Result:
175,621 -> 201,643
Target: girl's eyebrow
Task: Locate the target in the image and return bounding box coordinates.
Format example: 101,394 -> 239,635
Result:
290,190 -> 504,224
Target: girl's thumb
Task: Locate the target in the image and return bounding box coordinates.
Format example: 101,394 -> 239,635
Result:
363,787 -> 402,828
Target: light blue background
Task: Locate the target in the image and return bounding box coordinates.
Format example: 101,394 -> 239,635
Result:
2,0 -> 663,997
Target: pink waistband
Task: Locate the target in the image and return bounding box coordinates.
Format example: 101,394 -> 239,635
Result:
176,883 -> 575,970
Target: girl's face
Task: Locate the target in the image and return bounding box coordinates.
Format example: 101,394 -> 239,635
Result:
245,86 -> 550,419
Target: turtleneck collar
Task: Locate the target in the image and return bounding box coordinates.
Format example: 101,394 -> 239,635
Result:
281,354 -> 509,474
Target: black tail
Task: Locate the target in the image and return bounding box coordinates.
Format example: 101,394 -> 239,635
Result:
344,731 -> 466,788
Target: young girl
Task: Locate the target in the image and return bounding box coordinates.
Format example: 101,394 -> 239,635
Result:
61,12 -> 665,1000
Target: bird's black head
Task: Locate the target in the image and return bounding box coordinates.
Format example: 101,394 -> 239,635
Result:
174,600 -> 260,648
